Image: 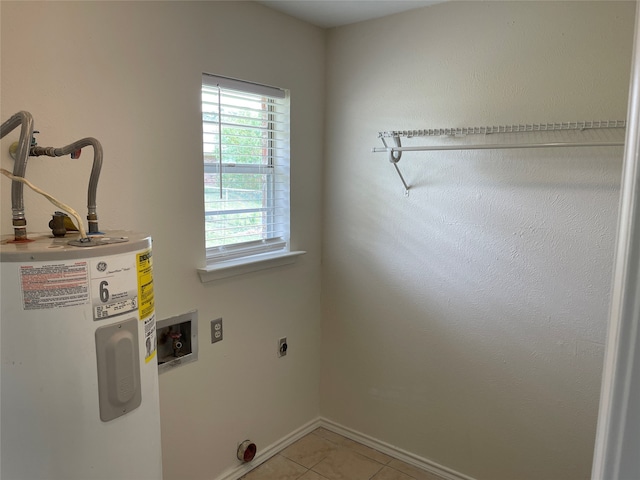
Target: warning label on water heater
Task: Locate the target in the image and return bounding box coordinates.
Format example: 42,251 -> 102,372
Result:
136,250 -> 154,321
19,261 -> 90,310
136,249 -> 156,363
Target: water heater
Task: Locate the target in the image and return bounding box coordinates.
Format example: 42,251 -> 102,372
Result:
0,111 -> 162,479
0,232 -> 162,479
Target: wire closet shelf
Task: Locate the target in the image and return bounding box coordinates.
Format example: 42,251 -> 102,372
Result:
372,120 -> 627,195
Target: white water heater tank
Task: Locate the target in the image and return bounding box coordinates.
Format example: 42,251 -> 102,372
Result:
0,232 -> 162,480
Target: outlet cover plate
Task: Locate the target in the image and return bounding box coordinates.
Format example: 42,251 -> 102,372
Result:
211,318 -> 223,343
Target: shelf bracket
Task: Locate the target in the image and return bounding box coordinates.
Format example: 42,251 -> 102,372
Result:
383,136 -> 410,196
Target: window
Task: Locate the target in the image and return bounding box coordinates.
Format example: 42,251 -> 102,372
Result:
201,74 -> 290,266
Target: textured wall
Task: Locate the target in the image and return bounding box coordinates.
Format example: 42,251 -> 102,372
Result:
321,2 -> 634,479
0,2 -> 324,479
2,1 -> 636,479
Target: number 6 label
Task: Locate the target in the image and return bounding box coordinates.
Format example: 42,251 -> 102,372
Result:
90,255 -> 138,321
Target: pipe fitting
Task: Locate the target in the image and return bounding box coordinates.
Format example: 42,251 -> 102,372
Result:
49,212 -> 67,237
237,440 -> 257,463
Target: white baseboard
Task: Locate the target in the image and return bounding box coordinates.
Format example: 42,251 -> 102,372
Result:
318,418 -> 476,480
213,417 -> 322,480
213,416 -> 475,480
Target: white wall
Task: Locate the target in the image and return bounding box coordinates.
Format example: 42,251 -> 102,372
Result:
0,2 -> 324,479
321,2 -> 635,480
3,1 -> 637,480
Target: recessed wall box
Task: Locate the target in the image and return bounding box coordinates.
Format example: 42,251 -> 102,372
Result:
157,310 -> 198,373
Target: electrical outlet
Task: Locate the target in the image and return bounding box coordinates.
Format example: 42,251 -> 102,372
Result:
278,337 -> 288,357
211,318 -> 223,343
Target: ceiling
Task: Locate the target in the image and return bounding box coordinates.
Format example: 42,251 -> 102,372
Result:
256,0 -> 443,28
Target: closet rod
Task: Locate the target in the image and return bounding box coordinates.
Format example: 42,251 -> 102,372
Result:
371,140 -> 625,154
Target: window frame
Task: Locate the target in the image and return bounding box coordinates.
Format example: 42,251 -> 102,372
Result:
199,74 -> 303,281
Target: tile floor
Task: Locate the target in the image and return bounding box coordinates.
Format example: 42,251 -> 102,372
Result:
239,428 -> 444,480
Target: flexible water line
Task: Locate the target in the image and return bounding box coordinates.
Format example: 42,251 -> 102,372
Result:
30,137 -> 103,233
0,111 -> 34,239
1,111 -> 103,239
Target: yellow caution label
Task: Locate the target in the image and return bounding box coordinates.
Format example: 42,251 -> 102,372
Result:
136,249 -> 154,321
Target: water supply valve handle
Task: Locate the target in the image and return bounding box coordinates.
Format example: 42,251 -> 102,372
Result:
170,332 -> 183,355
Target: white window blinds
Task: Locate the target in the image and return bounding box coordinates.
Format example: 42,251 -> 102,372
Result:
202,74 -> 290,263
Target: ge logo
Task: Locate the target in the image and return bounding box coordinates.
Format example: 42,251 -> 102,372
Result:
97,262 -> 107,272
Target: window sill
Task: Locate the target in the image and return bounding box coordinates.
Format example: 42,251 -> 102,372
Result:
197,250 -> 306,283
